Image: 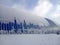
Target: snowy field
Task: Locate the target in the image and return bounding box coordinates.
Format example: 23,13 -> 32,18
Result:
0,34 -> 60,45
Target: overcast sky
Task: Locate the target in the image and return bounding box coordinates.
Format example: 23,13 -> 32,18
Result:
0,0 -> 60,24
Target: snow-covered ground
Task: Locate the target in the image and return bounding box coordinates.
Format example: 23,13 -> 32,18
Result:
0,34 -> 60,45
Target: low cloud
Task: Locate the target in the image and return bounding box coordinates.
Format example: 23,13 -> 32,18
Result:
50,5 -> 60,24
33,0 -> 53,17
32,0 -> 60,24
0,0 -> 60,24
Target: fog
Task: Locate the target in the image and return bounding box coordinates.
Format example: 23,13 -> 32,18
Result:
0,5 -> 60,45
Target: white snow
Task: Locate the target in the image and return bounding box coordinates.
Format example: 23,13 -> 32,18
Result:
0,34 -> 60,45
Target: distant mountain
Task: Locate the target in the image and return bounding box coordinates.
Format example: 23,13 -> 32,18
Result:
0,5 -> 60,34
0,5 -> 56,27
